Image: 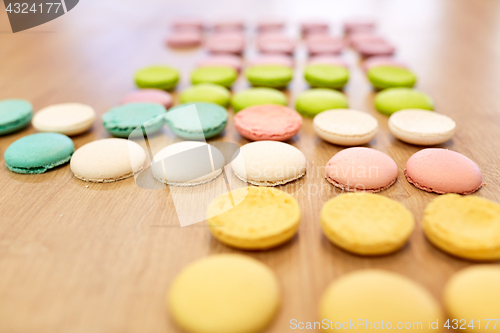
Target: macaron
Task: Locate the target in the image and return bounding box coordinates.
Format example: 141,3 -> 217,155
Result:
5,133 -> 74,174
0,99 -> 33,135
300,20 -> 329,35
151,141 -> 224,186
231,87 -> 287,112
320,270 -> 443,332
166,30 -> 202,48
180,83 -> 231,107
356,41 -> 396,57
70,138 -> 145,182
206,33 -> 245,54
32,103 -> 95,136
245,65 -> 293,88
168,254 -> 280,333
445,265 -> 500,329
375,88 -> 434,116
102,103 -> 166,138
423,194 -> 500,260
121,89 -> 173,109
257,18 -> 285,32
321,193 -> 415,255
313,109 -> 378,146
367,66 -> 417,90
362,56 -> 407,72
306,36 -> 343,55
190,66 -> 237,88
343,17 -> 376,34
405,148 -> 482,194
249,54 -> 294,68
134,65 -> 180,90
350,33 -> 386,49
234,104 -> 301,141
197,54 -> 243,72
295,88 -> 348,117
207,186 -> 301,249
304,64 -> 349,89
257,34 -> 295,54
307,55 -> 348,68
389,109 -> 456,145
325,147 -> 398,192
212,19 -> 245,32
171,18 -> 203,31
231,141 -> 306,186
165,102 -> 228,139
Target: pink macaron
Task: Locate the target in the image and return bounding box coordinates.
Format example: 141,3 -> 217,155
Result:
301,20 -> 329,36
249,54 -> 294,68
307,55 -> 348,68
121,89 -> 173,109
166,30 -> 202,48
343,17 -> 376,34
198,54 -> 243,72
171,18 -> 204,31
356,41 -> 396,57
362,56 -> 407,72
206,32 -> 245,54
257,34 -> 295,54
325,147 -> 398,192
213,19 -> 245,32
306,35 -> 344,55
257,18 -> 285,32
350,33 -> 386,48
234,104 -> 302,141
405,149 -> 483,195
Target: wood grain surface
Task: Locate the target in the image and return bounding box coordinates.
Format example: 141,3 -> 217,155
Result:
1,0 -> 500,332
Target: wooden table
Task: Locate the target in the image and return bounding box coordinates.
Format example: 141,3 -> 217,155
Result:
1,0 -> 500,332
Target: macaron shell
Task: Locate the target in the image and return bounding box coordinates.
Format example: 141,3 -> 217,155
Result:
313,109 -> 378,146
307,55 -> 348,68
304,64 -> 349,89
198,55 -> 243,72
325,147 -> 398,192
0,99 -> 33,135
70,138 -> 146,182
102,103 -> 166,138
245,65 -> 293,88
231,141 -> 306,186
121,89 -> 173,109
375,88 -> 434,116
231,88 -> 287,112
295,88 -> 349,117
166,31 -> 202,48
180,83 -> 231,107
134,66 -> 180,90
249,54 -> 294,68
191,66 -> 237,87
405,148 -> 482,194
234,104 -> 301,141
32,103 -> 96,136
367,66 -> 417,90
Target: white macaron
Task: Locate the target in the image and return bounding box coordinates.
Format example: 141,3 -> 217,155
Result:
70,139 -> 146,182
313,109 -> 378,146
231,141 -> 306,186
33,103 -> 96,136
389,109 -> 456,145
151,141 -> 224,186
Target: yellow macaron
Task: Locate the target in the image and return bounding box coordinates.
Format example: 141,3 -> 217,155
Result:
320,193 -> 415,255
168,254 -> 280,333
423,194 -> 500,261
207,186 -> 301,250
444,265 -> 500,333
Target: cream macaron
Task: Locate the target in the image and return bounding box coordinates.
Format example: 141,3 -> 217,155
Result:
313,109 -> 378,146
32,103 -> 96,136
151,141 -> 224,186
231,141 -> 306,186
70,138 -> 146,182
389,109 -> 456,145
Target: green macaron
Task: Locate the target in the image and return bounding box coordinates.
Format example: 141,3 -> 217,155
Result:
102,103 -> 166,137
180,83 -> 231,108
375,88 -> 434,116
134,65 -> 180,90
295,88 -> 349,117
245,65 -> 293,88
0,99 -> 33,135
304,64 -> 349,90
166,102 -> 228,139
367,66 -> 417,90
231,87 -> 288,112
4,133 -> 74,174
191,66 -> 238,88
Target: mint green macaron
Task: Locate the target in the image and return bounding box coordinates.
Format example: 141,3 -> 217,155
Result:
295,88 -> 349,117
191,66 -> 238,88
166,102 -> 228,139
134,65 -> 180,90
304,64 -> 349,90
231,87 -> 288,112
180,83 -> 231,107
245,65 -> 293,88
102,103 -> 166,137
367,66 -> 417,90
0,99 -> 33,135
4,133 -> 74,174
375,88 -> 434,116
